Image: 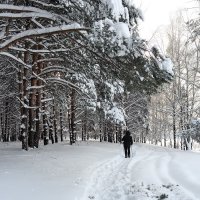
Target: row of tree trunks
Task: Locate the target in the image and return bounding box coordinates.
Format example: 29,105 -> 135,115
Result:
100,121 -> 122,143
17,38 -> 65,149
82,119 -> 87,141
0,102 -> 10,142
0,102 -> 19,142
18,40 -> 44,150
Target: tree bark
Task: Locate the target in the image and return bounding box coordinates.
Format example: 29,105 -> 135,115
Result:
53,99 -> 58,143
34,52 -> 43,148
43,93 -> 48,145
71,86 -> 76,143
21,45 -> 29,151
28,50 -> 37,148
49,113 -> 54,144
60,108 -> 63,142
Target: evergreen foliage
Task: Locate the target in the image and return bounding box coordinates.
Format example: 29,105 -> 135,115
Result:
0,0 -> 173,149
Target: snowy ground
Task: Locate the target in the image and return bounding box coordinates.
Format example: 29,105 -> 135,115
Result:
0,141 -> 200,200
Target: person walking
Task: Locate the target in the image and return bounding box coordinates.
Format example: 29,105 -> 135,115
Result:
122,130 -> 133,158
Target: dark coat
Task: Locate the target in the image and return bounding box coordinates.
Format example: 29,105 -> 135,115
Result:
122,131 -> 133,147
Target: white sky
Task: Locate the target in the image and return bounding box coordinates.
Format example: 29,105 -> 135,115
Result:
134,0 -> 197,41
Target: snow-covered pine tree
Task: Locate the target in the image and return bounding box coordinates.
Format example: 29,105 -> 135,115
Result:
0,0 -> 173,149
0,0 -> 88,149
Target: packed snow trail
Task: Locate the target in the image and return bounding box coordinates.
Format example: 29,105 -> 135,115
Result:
0,142 -> 119,200
0,142 -> 200,200
81,144 -> 200,200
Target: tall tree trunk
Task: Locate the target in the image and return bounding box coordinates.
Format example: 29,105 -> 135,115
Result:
119,125 -> 122,143
60,108 -> 63,142
68,108 -> 72,144
4,101 -> 9,142
18,53 -> 23,142
104,121 -> 107,141
99,119 -> 102,142
21,45 -> 29,151
81,112 -> 87,142
49,113 -> 54,144
34,53 -> 43,148
81,120 -> 84,141
53,99 -> 58,143
115,123 -> 118,143
0,113 -> 4,142
71,86 -> 76,143
43,93 -> 48,145
69,84 -> 76,144
28,51 -> 38,148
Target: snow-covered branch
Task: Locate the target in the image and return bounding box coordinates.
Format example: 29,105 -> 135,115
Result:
0,24 -> 89,50
0,12 -> 57,20
39,66 -> 67,76
0,52 -> 31,68
0,4 -> 53,14
46,77 -> 80,90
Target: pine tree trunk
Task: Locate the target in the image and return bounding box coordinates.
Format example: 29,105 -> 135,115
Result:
35,100 -> 40,148
84,120 -> 87,141
99,120 -> 102,142
4,101 -> 9,142
0,113 -> 4,142
81,113 -> 87,142
107,122 -> 112,143
43,93 -> 48,145
28,51 -> 38,148
104,121 -> 107,141
71,86 -> 76,143
68,109 -> 72,144
115,123 -> 118,143
21,46 -> 29,151
69,83 -> 76,144
18,53 -> 23,142
164,131 -> 167,147
0,119 -> 1,142
112,124 -> 114,143
60,108 -> 63,142
119,125 -> 122,143
53,100 -> 58,143
81,120 -> 84,141
141,130 -> 144,143
34,53 -> 43,148
84,110 -> 87,141
49,114 -> 54,144
98,107 -> 104,142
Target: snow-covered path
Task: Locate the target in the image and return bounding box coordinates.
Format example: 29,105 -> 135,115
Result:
82,144 -> 200,200
0,142 -> 200,200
